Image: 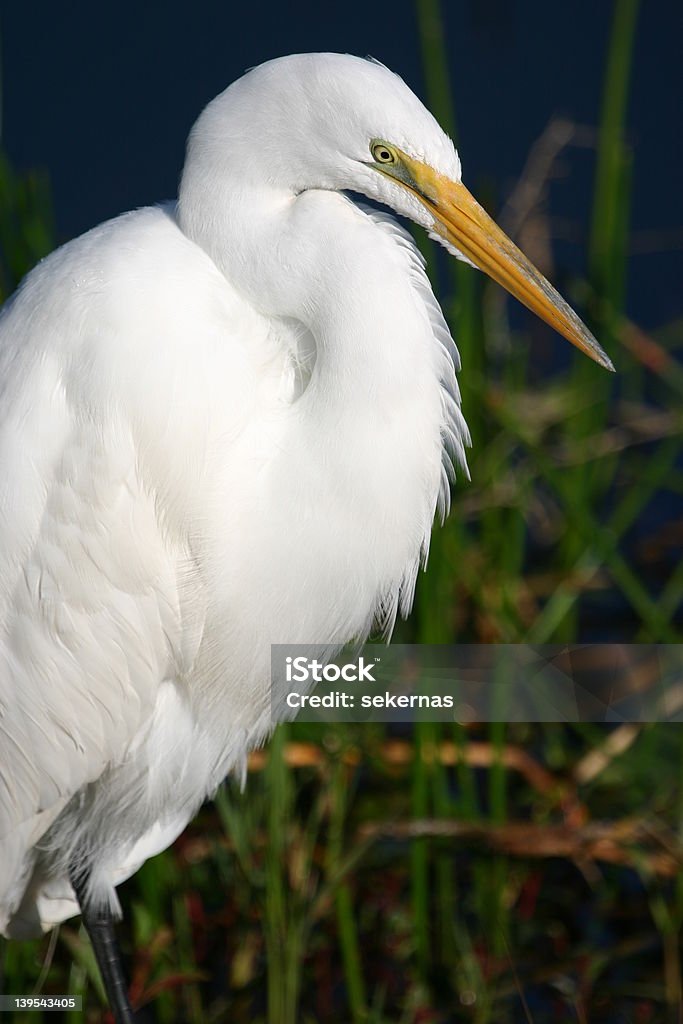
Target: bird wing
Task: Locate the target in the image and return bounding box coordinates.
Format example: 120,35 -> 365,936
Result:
0,205 -> 271,893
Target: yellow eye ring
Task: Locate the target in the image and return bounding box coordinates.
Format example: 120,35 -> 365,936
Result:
370,141 -> 398,165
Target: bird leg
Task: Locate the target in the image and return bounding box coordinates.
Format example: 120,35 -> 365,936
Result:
68,865 -> 136,1024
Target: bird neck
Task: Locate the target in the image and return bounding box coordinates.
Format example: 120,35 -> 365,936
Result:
177,182 -> 439,409
177,178 -> 461,640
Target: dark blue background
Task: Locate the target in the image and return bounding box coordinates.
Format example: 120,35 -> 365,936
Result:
3,0 -> 682,330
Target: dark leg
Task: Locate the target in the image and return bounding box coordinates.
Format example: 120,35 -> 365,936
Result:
69,866 -> 135,1024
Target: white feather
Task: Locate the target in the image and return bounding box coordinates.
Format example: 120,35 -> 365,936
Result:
0,53 -> 469,935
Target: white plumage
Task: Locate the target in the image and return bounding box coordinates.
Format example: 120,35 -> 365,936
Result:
0,53 -> 609,940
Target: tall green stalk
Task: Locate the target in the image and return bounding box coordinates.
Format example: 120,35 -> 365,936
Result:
265,725 -> 305,1024
328,758 -> 367,1021
588,0 -> 641,331
413,0 -> 489,996
559,0 -> 640,633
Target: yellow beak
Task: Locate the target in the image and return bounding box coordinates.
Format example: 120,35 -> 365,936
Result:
395,154 -> 614,371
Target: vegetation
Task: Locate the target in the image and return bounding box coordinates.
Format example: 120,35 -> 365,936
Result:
2,0 -> 682,1020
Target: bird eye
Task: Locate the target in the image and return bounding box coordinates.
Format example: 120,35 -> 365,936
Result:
371,141 -> 398,165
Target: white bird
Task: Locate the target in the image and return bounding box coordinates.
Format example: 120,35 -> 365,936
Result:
0,53 -> 611,1020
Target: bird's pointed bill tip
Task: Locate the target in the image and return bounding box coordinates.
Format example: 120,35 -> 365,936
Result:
597,349 -> 616,373
567,319 -> 615,373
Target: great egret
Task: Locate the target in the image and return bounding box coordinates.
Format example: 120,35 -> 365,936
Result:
0,53 -> 612,1020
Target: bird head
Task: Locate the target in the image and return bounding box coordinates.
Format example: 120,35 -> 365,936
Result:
182,52 -> 612,371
